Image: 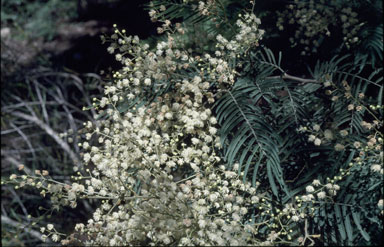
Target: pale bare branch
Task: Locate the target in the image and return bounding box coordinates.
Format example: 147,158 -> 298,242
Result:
1,215 -> 52,243
10,111 -> 81,169
3,156 -> 32,175
9,122 -> 36,160
32,79 -> 49,124
267,73 -> 319,84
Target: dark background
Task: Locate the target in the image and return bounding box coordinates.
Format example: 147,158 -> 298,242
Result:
57,0 -> 155,73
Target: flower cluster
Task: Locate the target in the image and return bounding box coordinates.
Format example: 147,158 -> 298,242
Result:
9,5 -> 290,245
216,12 -> 264,56
40,224 -> 64,243
70,14 -> 281,243
4,1 -> 382,245
69,165 -> 269,246
298,73 -> 383,156
276,0 -> 362,55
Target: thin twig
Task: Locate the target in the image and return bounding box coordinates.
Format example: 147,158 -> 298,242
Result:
175,173 -> 198,184
7,187 -> 30,220
54,85 -> 79,153
267,73 -> 319,84
30,72 -> 83,90
1,124 -> 34,135
1,101 -> 61,111
9,122 -> 37,161
301,219 -> 315,246
1,203 -> 8,217
10,95 -> 38,118
10,111 -> 81,169
32,79 -> 49,124
2,100 -> 94,122
1,215 -> 52,243
283,73 -> 318,83
1,148 -> 46,154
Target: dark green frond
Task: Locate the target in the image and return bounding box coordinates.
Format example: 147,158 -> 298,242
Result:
214,85 -> 292,197
355,24 -> 383,69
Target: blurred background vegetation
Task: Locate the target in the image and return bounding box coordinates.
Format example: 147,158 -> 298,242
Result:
1,1 -> 154,246
1,0 -> 382,246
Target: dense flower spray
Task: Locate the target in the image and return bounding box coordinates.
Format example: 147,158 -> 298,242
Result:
5,1 -> 383,245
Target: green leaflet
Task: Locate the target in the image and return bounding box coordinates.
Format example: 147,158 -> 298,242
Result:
267,161 -> 278,197
215,86 -> 289,197
343,209 -> 353,242
367,181 -> 382,191
352,211 -> 371,242
251,152 -> 263,187
335,204 -> 346,241
238,139 -> 257,176
301,82 -> 322,93
226,130 -> 252,167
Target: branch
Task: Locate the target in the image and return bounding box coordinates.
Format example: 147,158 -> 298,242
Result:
4,156 -> 33,175
1,215 -> 52,243
10,111 -> 82,169
1,101 -> 60,111
32,79 -> 49,124
268,73 -> 319,84
1,124 -> 34,135
54,85 -> 80,154
9,122 -> 37,160
7,187 -> 29,218
301,219 -> 315,246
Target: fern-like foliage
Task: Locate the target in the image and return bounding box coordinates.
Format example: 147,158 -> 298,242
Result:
308,146 -> 383,245
142,1 -> 383,244
214,85 -> 289,197
214,45 -> 383,244
214,48 -> 319,199
354,24 -> 383,69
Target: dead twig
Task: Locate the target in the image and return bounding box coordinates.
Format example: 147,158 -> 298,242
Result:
1,101 -> 60,111
3,156 -> 32,175
7,187 -> 30,220
9,111 -> 81,169
1,215 -> 52,243
9,122 -> 37,161
32,79 -> 49,124
54,85 -> 79,153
